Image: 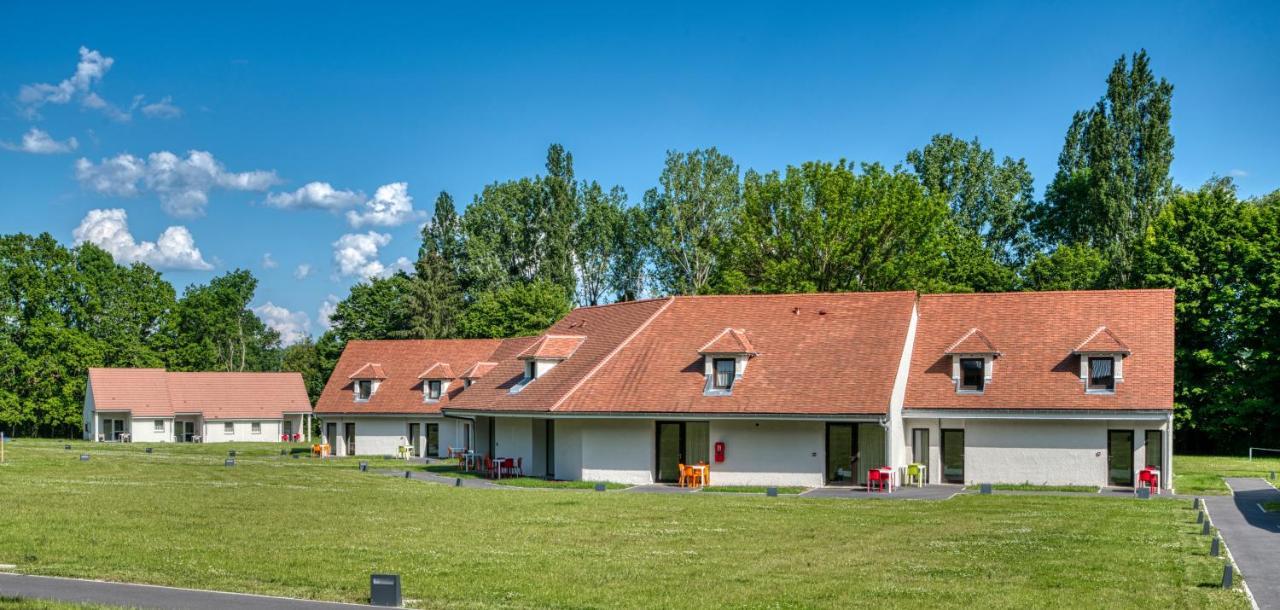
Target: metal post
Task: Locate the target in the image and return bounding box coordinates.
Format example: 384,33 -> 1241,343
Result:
1197,511 -> 1204,524
1210,537 -> 1220,557
1202,520 -> 1211,535
1222,563 -> 1233,589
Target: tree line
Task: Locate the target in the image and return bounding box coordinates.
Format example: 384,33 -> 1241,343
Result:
2,50 -> 1276,451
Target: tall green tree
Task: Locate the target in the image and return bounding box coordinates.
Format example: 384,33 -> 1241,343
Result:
723,161 -> 955,294
574,182 -> 627,306
643,148 -> 741,295
1037,50 -> 1174,285
280,337 -> 326,406
610,206 -> 649,301
1021,243 -> 1108,291
456,280 -> 572,339
1133,180 -> 1280,451
326,274 -> 414,342
170,270 -> 280,372
398,192 -> 465,339
907,134 -> 1036,267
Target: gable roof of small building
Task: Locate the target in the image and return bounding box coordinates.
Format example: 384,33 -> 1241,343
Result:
447,292 -> 917,416
86,368 -> 311,419
315,338 -> 509,415
905,290 -> 1173,411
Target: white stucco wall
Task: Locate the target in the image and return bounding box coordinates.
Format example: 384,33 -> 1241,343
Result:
579,419 -> 654,485
202,419 -> 283,443
494,417 -> 534,469
907,417 -> 1172,489
709,420 -> 824,487
82,382 -> 95,440
130,418 -> 172,442
552,419 -> 584,481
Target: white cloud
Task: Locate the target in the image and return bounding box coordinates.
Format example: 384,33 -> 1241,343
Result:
345,182 -> 426,228
140,96 -> 182,119
317,294 -> 340,331
294,263 -> 313,279
75,150 -> 280,217
1,128 -> 78,154
72,208 -> 213,271
18,47 -> 114,118
264,181 -> 364,211
1229,169 -> 1249,178
253,302 -> 311,346
262,252 -> 278,269
331,231 -> 411,279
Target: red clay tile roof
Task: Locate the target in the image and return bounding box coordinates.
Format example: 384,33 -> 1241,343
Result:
417,362 -> 456,379
1073,326 -> 1131,354
516,335 -> 587,360
459,361 -> 498,380
698,328 -> 757,355
944,328 -> 1000,355
446,299 -> 673,413
316,339 -> 507,415
86,368 -> 311,419
905,290 -> 1173,411
348,363 -> 387,380
447,292 -> 917,416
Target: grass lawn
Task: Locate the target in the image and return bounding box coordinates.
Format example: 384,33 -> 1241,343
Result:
964,484 -> 1099,493
0,599 -> 132,610
0,439 -> 1250,609
701,485 -> 807,495
1174,454 -> 1280,495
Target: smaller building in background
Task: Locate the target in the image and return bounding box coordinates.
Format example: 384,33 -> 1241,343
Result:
83,368 -> 313,443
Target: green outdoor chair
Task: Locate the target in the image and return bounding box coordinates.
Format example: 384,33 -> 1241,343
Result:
906,463 -> 924,487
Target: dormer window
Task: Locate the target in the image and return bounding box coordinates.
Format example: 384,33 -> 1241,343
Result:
713,358 -> 736,390
1073,326 -> 1128,395
348,363 -> 386,402
959,358 -> 985,392
525,360 -> 537,381
355,380 -> 373,401
511,336 -> 585,394
945,328 -> 999,394
1088,357 -> 1115,392
698,328 -> 756,396
427,380 -> 443,400
416,362 -> 454,403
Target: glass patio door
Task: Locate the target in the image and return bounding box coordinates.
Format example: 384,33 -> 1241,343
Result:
941,429 -> 965,484
408,423 -> 421,456
655,422 -> 684,482
344,423 -> 356,456
825,423 -> 856,483
1108,430 -> 1134,486
426,424 -> 439,458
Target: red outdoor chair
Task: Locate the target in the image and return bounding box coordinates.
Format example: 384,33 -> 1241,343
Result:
484,456 -> 496,478
867,468 -> 886,493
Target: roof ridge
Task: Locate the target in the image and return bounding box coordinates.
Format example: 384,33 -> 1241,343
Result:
922,288 -> 1174,298
549,296 -> 675,412
666,290 -> 918,300
566,297 -> 671,311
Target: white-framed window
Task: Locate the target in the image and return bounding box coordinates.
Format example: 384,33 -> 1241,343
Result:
1088,357 -> 1115,392
427,380 -> 442,400
355,380 -> 373,401
153,419 -> 165,433
251,422 -> 262,434
224,422 -> 234,434
959,358 -> 985,392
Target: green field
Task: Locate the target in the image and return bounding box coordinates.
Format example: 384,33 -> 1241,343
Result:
1174,454 -> 1280,495
0,440 -> 1249,609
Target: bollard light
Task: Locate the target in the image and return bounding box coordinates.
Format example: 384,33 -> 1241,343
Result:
594,483 -> 606,492
292,454 -> 299,459
766,486 -> 778,497
455,478 -> 462,487
1197,511 -> 1204,524
64,444 -> 71,450
979,483 -> 992,495
145,447 -> 153,454
1271,471 -> 1276,481
228,450 -> 236,458
359,461 -> 368,472
80,454 -> 90,461
1202,520 -> 1211,535
1210,537 -> 1220,557
370,573 -> 402,607
404,470 -> 411,479
1136,488 -> 1150,500
1192,497 -> 1200,510
1222,563 -> 1233,589
225,458 -> 235,467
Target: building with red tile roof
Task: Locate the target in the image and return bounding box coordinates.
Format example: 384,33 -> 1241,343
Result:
319,289 -> 1176,490
84,368 -> 311,443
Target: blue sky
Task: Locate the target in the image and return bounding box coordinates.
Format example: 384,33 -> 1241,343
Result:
1,2 -> 1277,344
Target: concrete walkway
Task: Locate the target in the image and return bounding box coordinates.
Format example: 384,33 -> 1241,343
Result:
1204,478 -> 1280,610
0,573 -> 373,610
